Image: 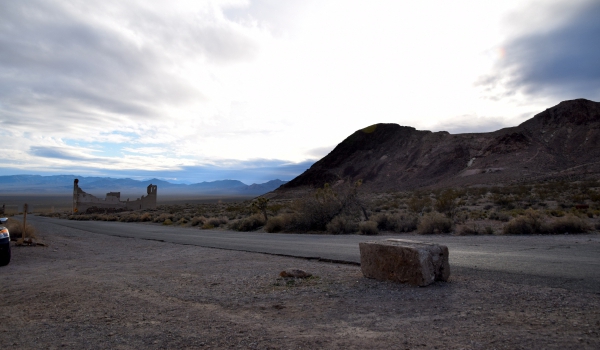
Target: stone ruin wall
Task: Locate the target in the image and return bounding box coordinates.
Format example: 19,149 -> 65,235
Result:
73,179 -> 157,214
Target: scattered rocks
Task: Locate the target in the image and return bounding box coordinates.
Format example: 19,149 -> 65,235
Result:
279,269 -> 312,278
359,239 -> 450,286
14,238 -> 46,247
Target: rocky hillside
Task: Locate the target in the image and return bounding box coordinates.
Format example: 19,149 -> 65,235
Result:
277,98 -> 600,194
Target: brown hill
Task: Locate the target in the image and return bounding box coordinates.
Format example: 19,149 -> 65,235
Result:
276,98 -> 600,195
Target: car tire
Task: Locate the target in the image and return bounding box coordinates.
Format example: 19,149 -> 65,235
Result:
0,244 -> 10,266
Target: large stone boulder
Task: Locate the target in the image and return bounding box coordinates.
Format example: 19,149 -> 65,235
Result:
359,239 -> 450,286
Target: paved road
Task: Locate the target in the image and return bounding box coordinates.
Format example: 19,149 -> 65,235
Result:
27,216 -> 600,293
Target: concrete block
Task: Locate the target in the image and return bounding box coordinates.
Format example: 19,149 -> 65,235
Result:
359,239 -> 450,286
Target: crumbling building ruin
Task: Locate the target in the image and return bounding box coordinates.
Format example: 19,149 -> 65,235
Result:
72,179 -> 157,214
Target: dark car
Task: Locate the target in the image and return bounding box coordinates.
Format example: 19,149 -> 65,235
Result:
0,218 -> 10,266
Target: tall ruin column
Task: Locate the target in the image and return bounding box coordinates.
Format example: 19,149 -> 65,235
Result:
73,179 -> 79,214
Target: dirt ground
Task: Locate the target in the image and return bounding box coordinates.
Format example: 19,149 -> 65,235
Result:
1,221 -> 599,349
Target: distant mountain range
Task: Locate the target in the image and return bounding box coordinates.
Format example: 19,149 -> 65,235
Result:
0,175 -> 287,196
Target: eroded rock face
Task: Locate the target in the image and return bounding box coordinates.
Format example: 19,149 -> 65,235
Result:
274,99 -> 600,195
359,239 -> 450,286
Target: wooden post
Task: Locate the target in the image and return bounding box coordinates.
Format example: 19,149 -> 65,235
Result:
23,203 -> 28,240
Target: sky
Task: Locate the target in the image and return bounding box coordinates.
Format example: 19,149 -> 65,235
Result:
0,0 -> 598,184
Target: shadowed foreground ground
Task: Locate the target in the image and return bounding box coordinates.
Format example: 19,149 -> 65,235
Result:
1,220 -> 599,349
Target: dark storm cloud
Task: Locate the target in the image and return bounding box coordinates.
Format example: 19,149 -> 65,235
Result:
478,1 -> 600,100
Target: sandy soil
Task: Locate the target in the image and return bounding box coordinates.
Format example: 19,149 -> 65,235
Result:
1,221 -> 599,349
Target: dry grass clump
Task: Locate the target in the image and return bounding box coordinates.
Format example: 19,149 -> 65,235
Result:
502,209 -> 544,235
190,216 -> 205,226
372,212 -> 418,232
546,209 -> 566,217
488,211 -> 510,222
456,224 -> 494,236
548,214 -> 589,234
154,213 -> 173,223
503,210 -> 590,235
228,214 -> 265,231
358,220 -> 379,235
417,212 -> 453,234
264,215 -> 289,233
5,218 -> 37,240
207,216 -> 228,226
326,216 -> 358,234
201,216 -> 229,229
119,213 -> 142,222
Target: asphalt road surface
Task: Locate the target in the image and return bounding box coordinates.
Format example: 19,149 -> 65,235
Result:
28,216 -> 600,293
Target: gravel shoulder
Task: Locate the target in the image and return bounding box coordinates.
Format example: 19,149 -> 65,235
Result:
1,219 -> 599,349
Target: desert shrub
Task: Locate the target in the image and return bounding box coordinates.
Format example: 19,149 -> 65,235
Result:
206,216 -> 228,227
291,192 -> 342,231
546,209 -> 565,217
417,212 -> 453,234
139,212 -> 152,222
456,224 -> 480,235
548,214 -> 589,234
162,219 -> 173,225
434,189 -> 459,217
407,196 -> 431,214
267,203 -> 284,216
502,209 -> 545,235
392,213 -> 419,232
503,217 -> 535,235
469,210 -> 487,220
191,216 -> 205,226
264,215 -> 288,233
154,213 -> 173,223
229,214 -> 265,232
488,211 -> 510,222
120,214 -> 140,222
453,210 -> 469,224
177,217 -> 188,225
5,218 -> 37,240
358,221 -> 379,235
289,182 -> 367,232
252,197 -> 270,221
372,212 -> 418,232
326,216 -> 358,234
492,194 -> 515,209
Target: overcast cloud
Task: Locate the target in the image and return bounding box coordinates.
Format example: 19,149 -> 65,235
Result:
478,0 -> 600,100
0,0 -> 597,184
